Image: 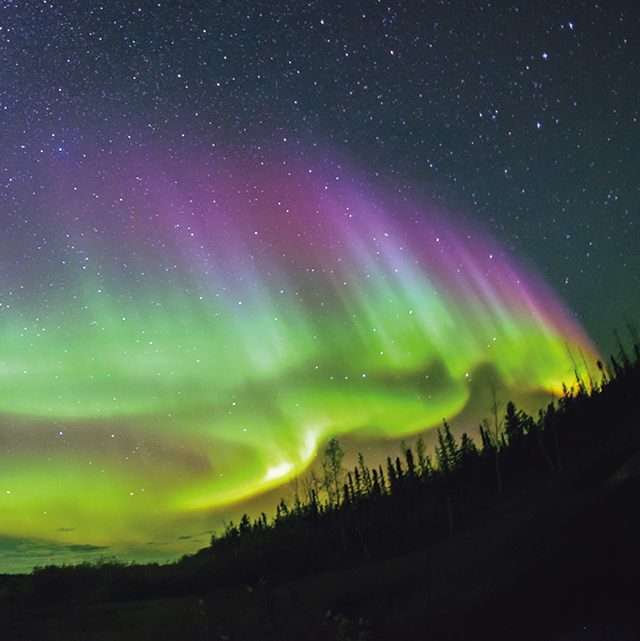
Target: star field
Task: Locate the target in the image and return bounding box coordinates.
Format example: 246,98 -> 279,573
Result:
0,1 -> 637,571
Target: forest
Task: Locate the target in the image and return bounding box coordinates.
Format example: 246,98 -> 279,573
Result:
1,335 -> 639,639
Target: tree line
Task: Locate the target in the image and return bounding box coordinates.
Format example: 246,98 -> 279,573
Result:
196,339 -> 640,585
13,334 -> 640,606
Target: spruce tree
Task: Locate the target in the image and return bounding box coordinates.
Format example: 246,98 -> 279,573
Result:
504,401 -> 524,446
416,434 -> 427,476
386,456 -> 397,494
358,453 -> 373,496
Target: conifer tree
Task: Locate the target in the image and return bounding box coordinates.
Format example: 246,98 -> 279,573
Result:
371,468 -> 381,496
386,456 -> 397,493
239,513 -> 251,535
436,420 -> 458,475
290,477 -> 302,514
416,434 -> 428,476
479,421 -> 493,452
504,401 -> 524,446
321,439 -> 345,507
597,359 -> 609,385
436,421 -> 457,535
378,465 -> 387,495
358,453 -> 373,496
459,432 -> 478,467
425,454 -> 434,479
348,472 -> 356,502
405,447 -> 415,478
353,467 -> 361,497
395,456 -> 404,481
443,420 -> 459,470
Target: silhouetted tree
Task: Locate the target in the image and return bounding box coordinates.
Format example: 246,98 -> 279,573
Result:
611,355 -> 623,379
436,420 -> 458,475
444,420 -> 458,468
416,434 -> 428,476
488,384 -> 504,497
358,453 -> 372,496
302,470 -> 320,506
424,453 -> 434,479
378,465 -> 387,495
504,401 -> 524,447
239,513 -> 251,535
458,432 -> 478,469
597,359 -> 609,385
371,468 -> 381,497
348,471 -> 356,502
579,347 -> 596,393
435,420 -> 460,535
386,456 -> 397,493
567,346 -> 588,395
405,447 -> 416,480
353,467 -> 361,498
290,477 -> 303,514
479,421 -> 493,452
321,438 -> 345,507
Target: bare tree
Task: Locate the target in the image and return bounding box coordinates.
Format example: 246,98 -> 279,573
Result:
302,469 -> 320,508
489,383 -> 504,498
289,476 -> 303,513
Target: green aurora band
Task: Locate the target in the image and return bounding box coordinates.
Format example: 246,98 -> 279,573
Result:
0,153 -> 599,553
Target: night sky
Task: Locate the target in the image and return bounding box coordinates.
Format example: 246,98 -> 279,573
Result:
0,1 -> 638,572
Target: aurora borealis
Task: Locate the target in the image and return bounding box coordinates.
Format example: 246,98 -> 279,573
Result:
1,1 -> 637,570
0,152 -> 598,562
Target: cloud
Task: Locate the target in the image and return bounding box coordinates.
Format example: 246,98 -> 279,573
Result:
0,536 -> 112,574
65,544 -> 109,553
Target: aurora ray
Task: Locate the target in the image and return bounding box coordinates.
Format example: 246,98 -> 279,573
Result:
0,151 -> 598,551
